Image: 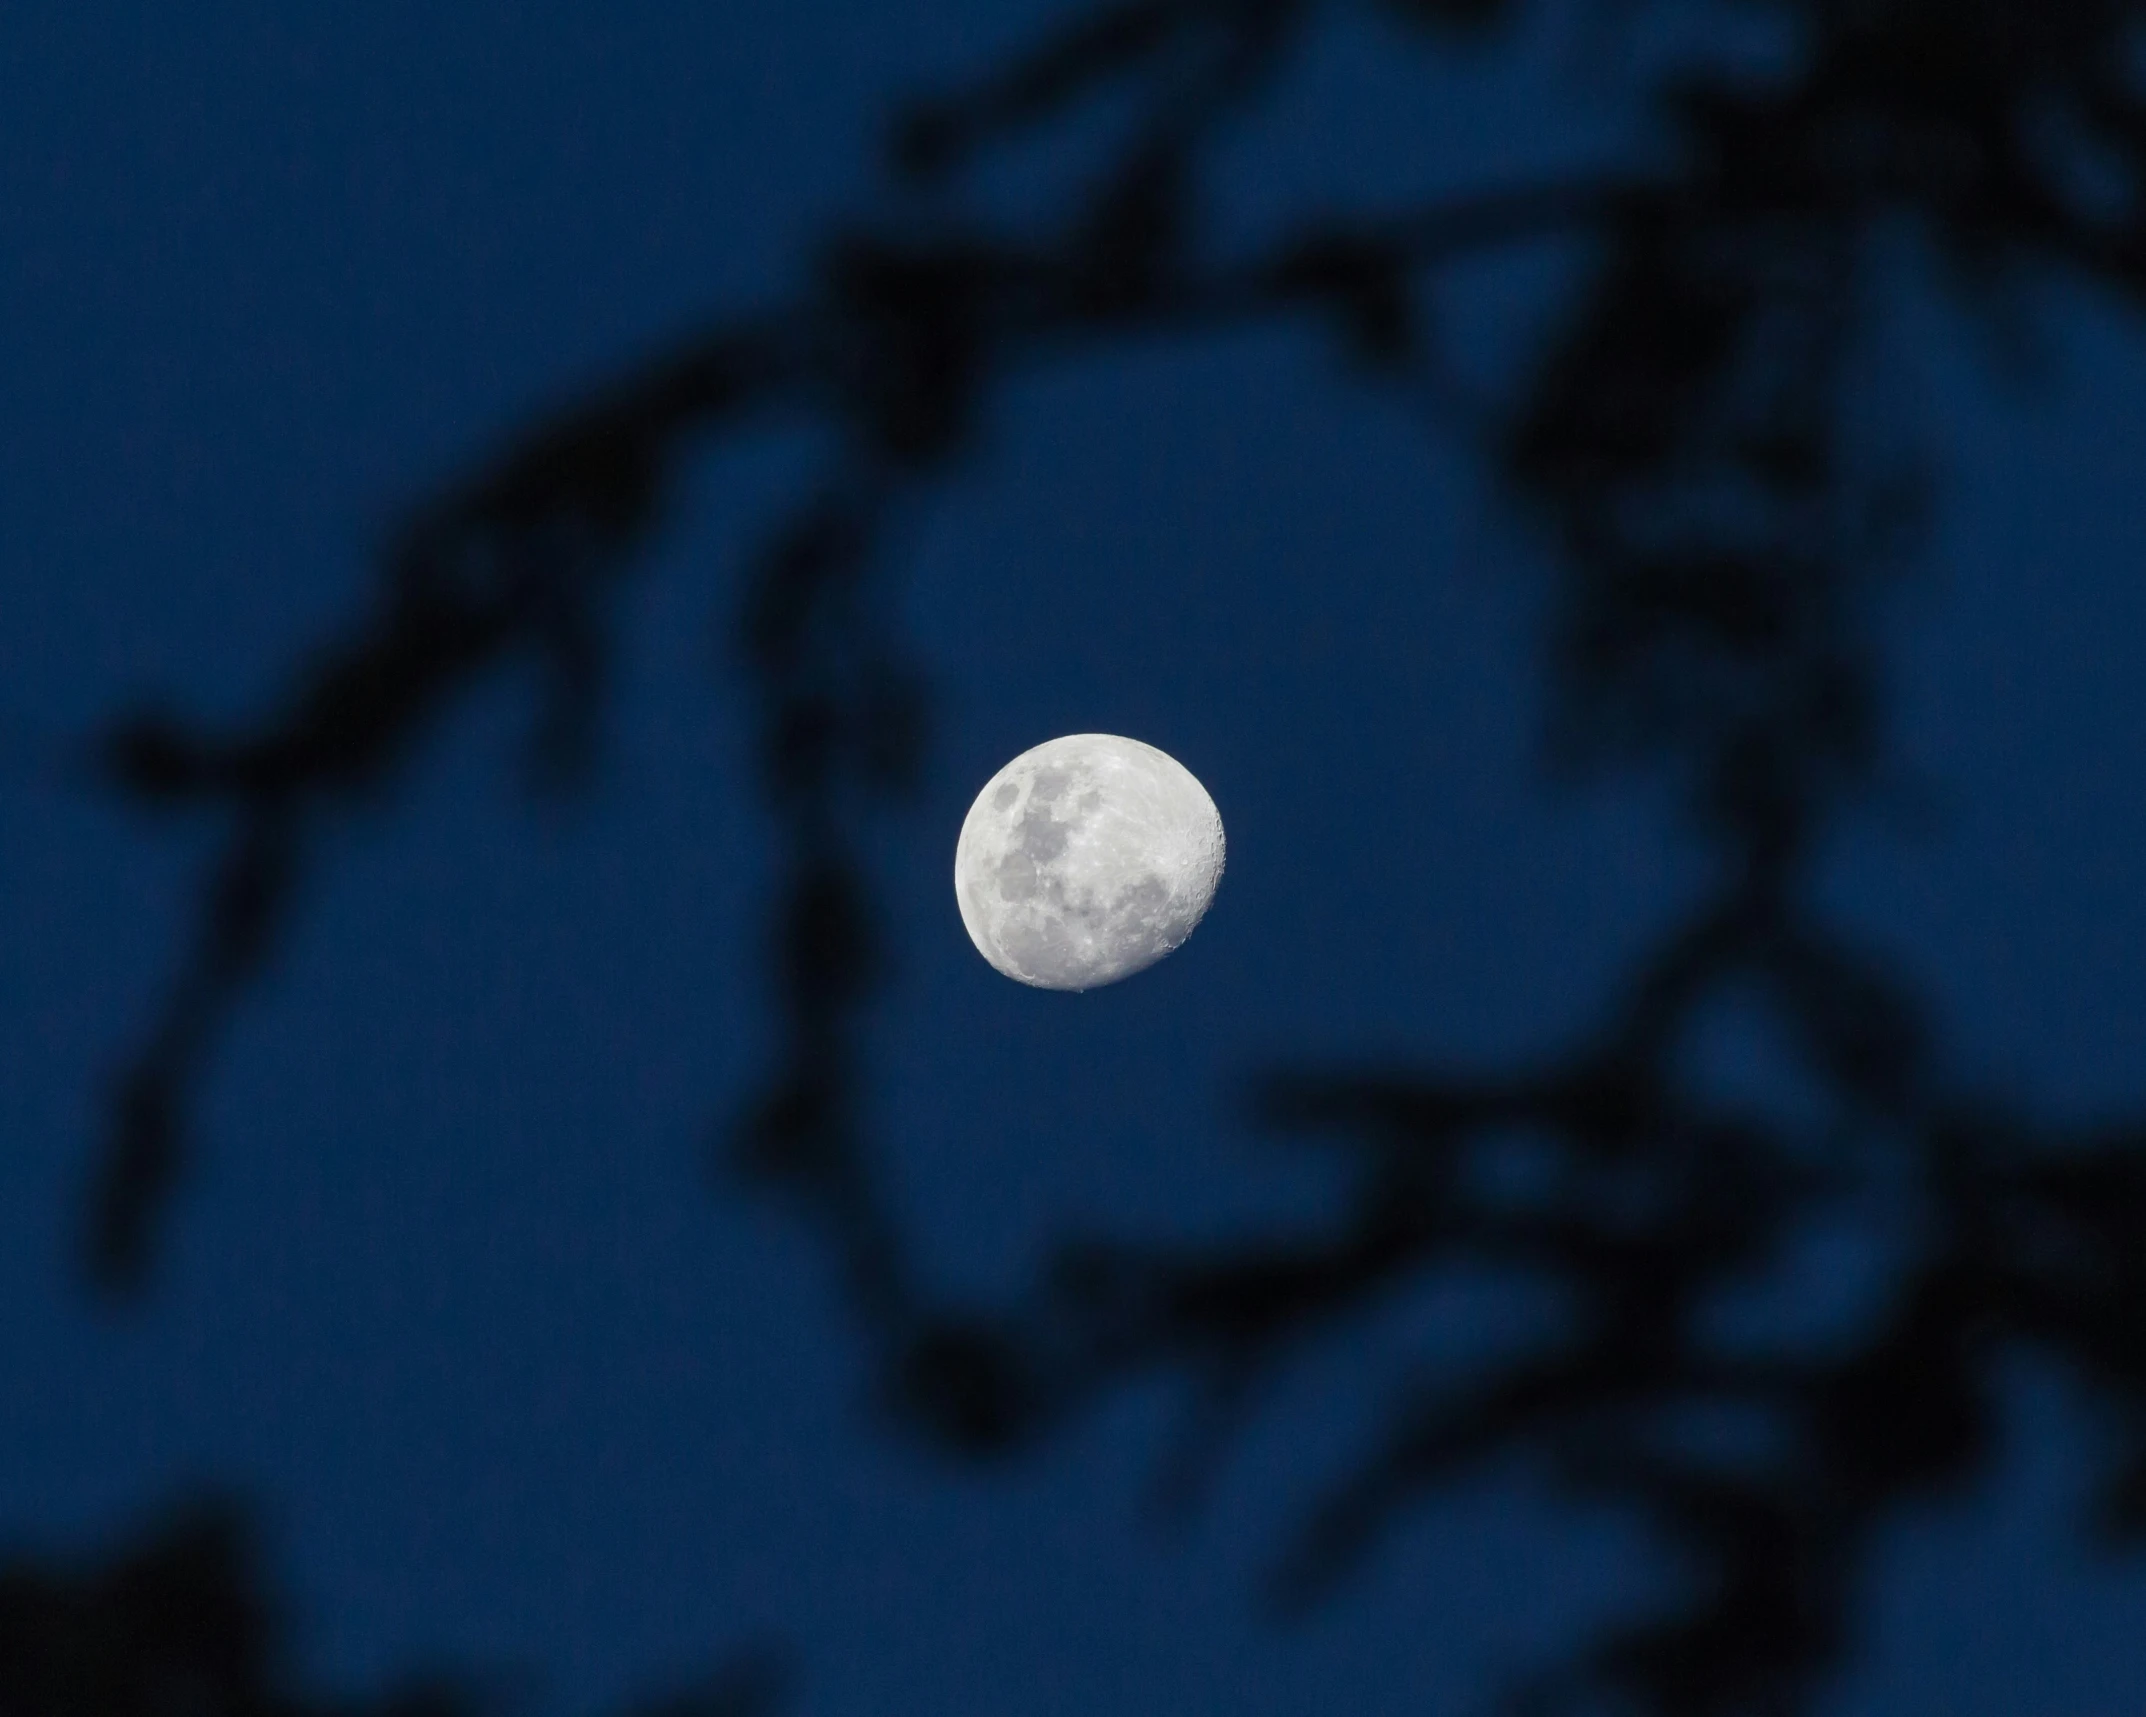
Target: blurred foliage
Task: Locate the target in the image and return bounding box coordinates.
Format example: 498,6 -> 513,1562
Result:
55,0 -> 2146,1712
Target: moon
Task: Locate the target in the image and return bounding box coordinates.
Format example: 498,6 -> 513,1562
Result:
954,733 -> 1225,991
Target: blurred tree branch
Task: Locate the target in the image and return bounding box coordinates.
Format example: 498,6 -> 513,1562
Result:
0,1500 -> 789,1717
78,0 -> 2146,1712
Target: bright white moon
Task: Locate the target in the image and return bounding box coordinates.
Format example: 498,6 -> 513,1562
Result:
954,733 -> 1225,991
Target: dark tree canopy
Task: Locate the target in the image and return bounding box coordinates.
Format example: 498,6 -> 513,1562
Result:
39,0 -> 2146,1713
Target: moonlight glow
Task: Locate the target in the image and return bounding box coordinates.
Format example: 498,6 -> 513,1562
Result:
954,733 -> 1225,990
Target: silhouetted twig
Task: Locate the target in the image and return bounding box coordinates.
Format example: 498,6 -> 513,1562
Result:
0,1497 -> 791,1717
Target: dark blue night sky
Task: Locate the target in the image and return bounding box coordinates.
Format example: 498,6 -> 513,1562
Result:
5,3 -> 2146,1713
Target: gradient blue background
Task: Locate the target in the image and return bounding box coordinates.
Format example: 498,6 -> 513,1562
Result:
4,3 -> 2146,1712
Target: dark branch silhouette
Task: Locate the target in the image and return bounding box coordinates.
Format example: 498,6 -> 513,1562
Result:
69,0 -> 2146,1712
0,1498 -> 788,1717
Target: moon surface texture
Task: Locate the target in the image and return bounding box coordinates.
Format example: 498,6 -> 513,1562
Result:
955,733 -> 1225,991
